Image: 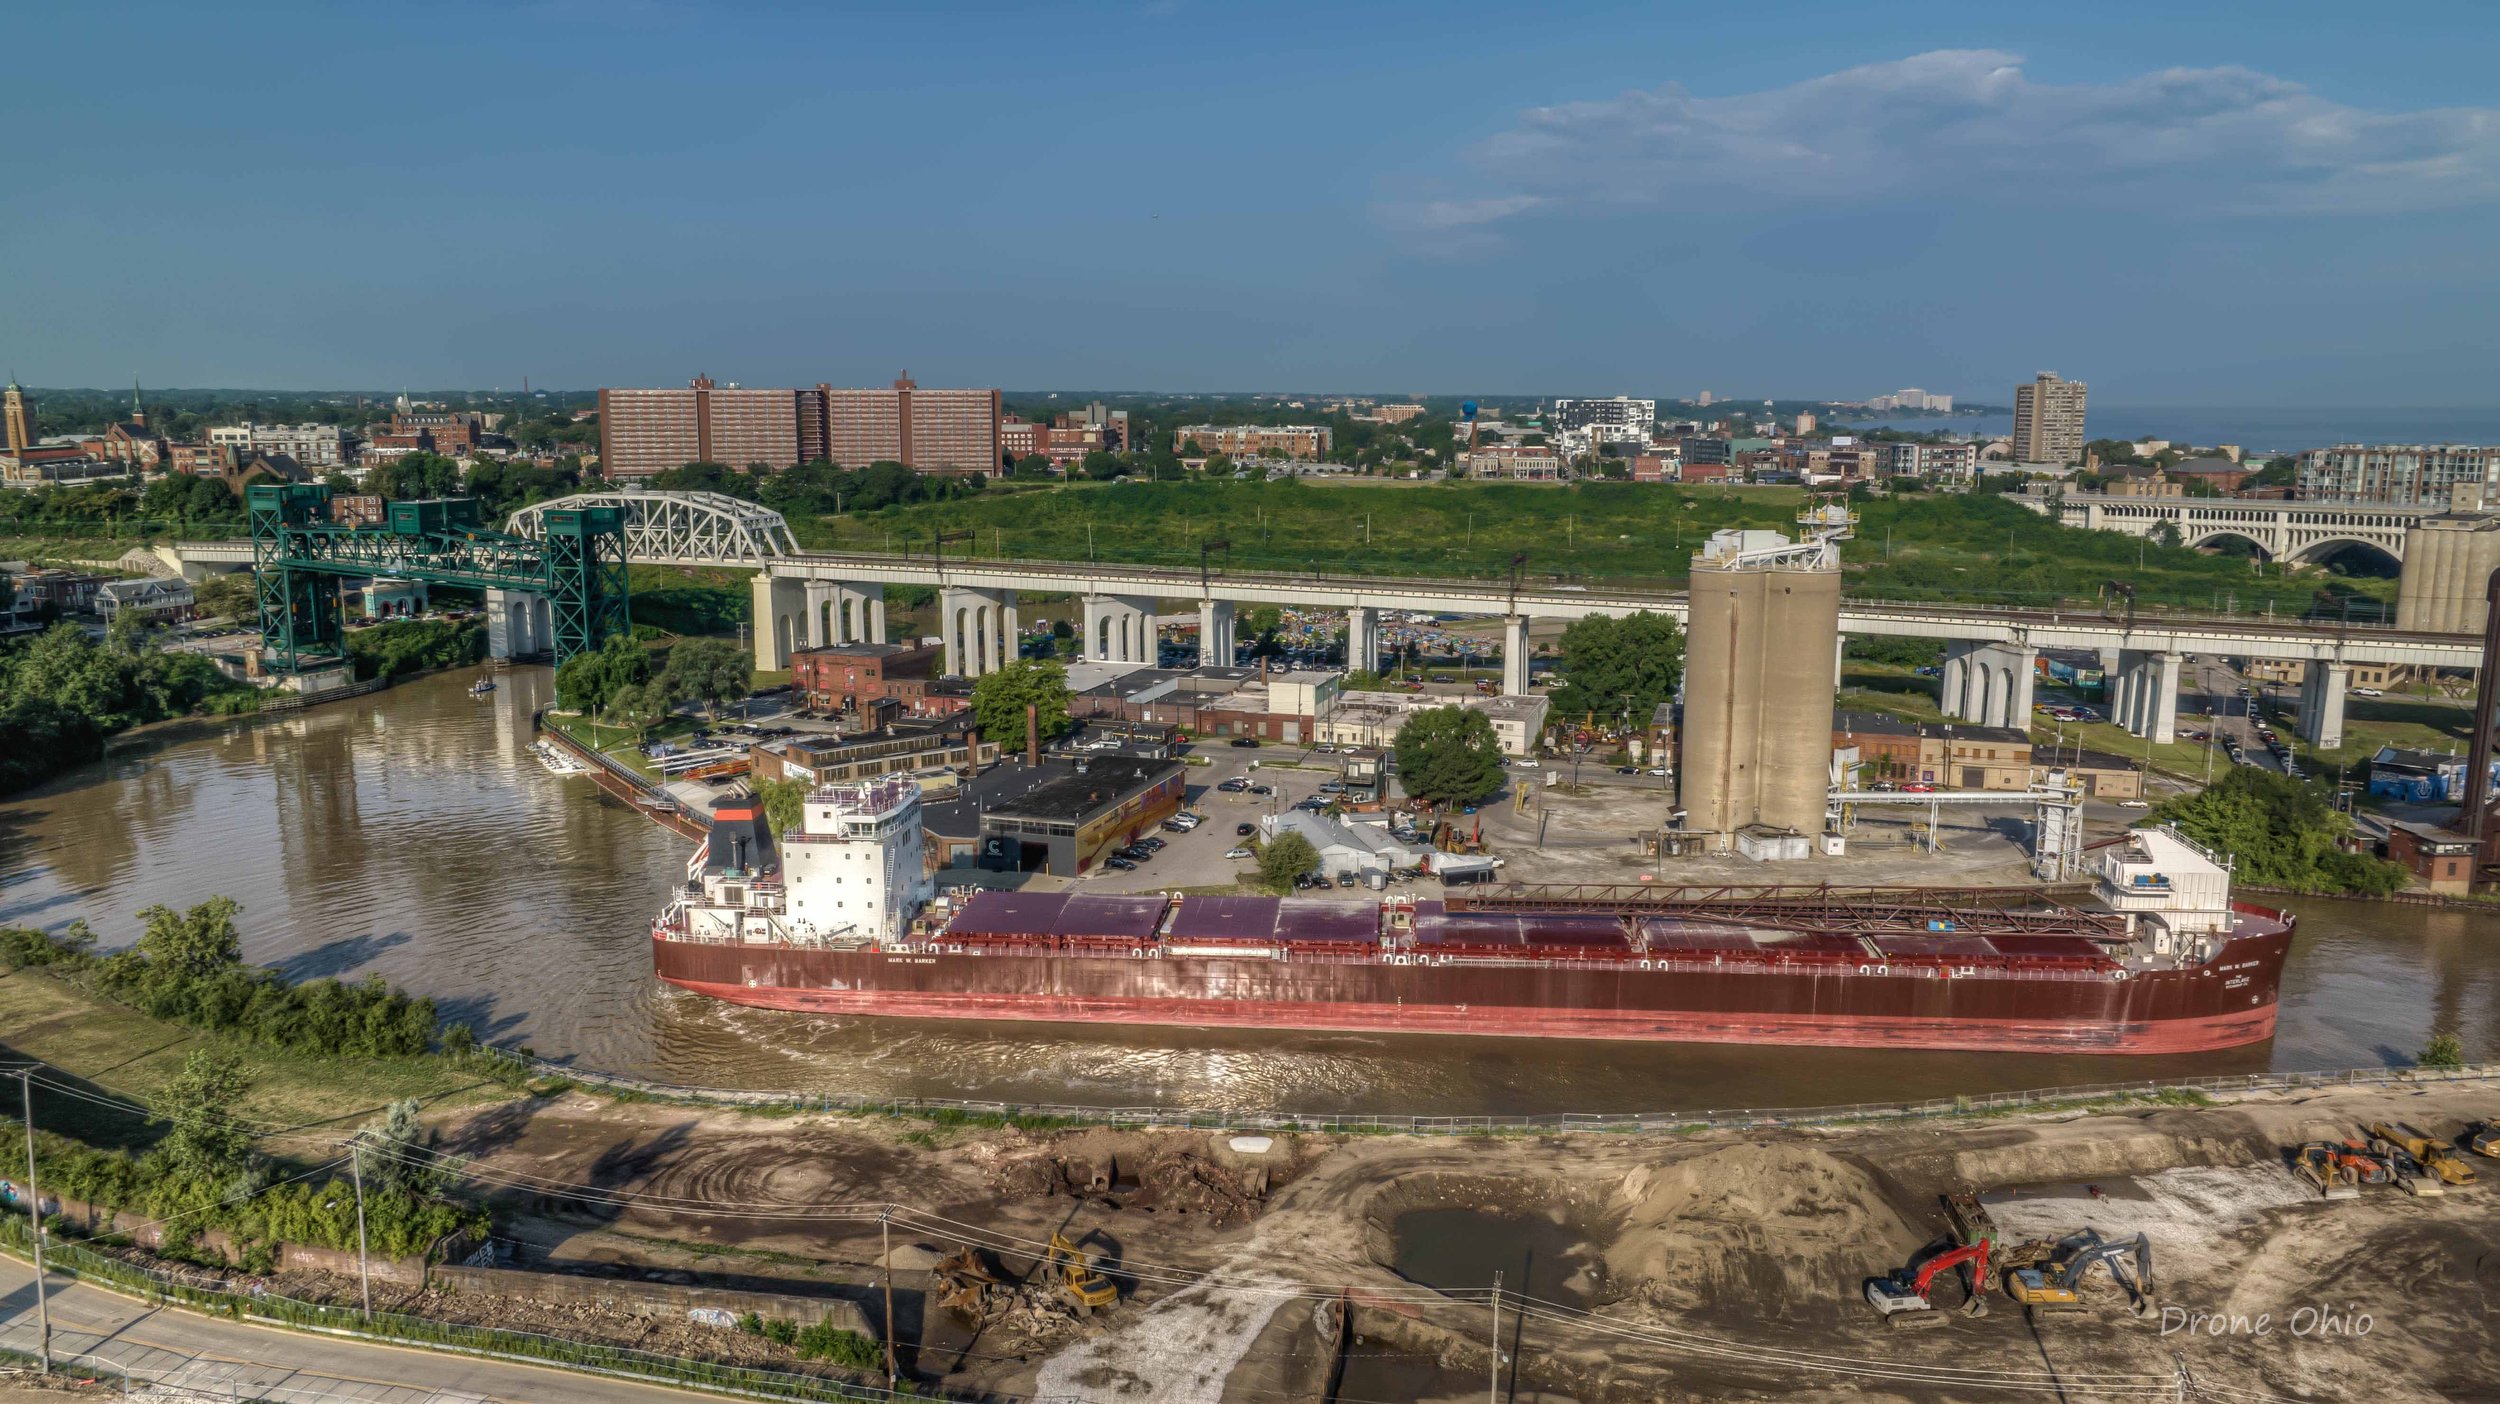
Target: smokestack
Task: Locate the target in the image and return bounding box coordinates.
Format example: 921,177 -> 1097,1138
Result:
1027,704 -> 1041,767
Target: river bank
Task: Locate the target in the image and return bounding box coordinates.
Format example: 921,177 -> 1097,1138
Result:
1,666 -> 2495,1116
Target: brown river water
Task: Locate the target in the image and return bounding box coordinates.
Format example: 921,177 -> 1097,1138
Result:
2,667 -> 2492,1116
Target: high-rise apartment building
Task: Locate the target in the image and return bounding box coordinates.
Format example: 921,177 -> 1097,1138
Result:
598,373 -> 1002,480
822,374 -> 1002,476
2011,372 -> 2087,464
2298,444 -> 2500,505
597,376 -> 813,480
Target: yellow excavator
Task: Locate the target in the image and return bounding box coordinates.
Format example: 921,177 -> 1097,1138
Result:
2467,1120 -> 2500,1159
2005,1229 -> 2154,1318
2368,1122 -> 2479,1187
1047,1230 -> 1119,1317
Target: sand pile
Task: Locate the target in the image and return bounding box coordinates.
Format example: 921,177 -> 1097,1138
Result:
1605,1144 -> 1923,1318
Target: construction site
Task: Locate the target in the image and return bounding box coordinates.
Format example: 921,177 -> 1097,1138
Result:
262,1072 -> 2500,1404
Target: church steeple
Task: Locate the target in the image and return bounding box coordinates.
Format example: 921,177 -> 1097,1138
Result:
130,376 -> 146,429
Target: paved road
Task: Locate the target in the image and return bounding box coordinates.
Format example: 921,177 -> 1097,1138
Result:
0,1258 -> 714,1404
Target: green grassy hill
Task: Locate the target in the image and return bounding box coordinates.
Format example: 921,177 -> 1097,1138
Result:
795,479 -> 2391,616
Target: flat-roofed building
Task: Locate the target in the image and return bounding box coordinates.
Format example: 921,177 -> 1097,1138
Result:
823,374 -> 1001,475
1174,423 -> 1331,460
977,755 -> 1187,876
597,375 -> 818,480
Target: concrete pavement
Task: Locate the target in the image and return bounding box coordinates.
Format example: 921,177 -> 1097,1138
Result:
0,1258 -> 724,1404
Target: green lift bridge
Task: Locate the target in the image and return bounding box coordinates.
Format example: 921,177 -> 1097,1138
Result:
247,483 -> 629,672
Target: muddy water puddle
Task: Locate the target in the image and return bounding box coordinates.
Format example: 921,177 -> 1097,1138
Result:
1390,1207 -> 1595,1309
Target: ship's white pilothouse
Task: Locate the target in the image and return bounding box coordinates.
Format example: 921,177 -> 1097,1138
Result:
656,778 -> 932,948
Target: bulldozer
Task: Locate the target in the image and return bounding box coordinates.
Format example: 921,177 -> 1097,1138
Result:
2369,1121 -> 2478,1188
2292,1142 -> 2362,1200
1046,1230 -> 1119,1317
2005,1229 -> 2154,1318
1865,1239 -> 1991,1328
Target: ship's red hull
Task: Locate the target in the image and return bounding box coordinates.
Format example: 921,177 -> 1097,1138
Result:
650,918 -> 2293,1055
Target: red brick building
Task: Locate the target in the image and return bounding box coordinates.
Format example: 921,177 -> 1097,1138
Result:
791,642 -> 945,716
2387,822 -> 2477,895
600,373 -> 1003,480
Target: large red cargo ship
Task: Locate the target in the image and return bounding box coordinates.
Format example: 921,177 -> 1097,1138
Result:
653,789 -> 2291,1055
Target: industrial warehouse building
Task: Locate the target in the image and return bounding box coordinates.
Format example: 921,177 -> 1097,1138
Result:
957,755 -> 1186,877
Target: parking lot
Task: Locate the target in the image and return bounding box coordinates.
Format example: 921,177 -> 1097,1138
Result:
1082,744 -> 1357,894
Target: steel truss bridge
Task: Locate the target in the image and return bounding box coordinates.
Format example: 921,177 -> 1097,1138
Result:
248,484 -> 629,671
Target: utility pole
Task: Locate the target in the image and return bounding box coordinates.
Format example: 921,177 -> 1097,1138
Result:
1488,1270 -> 1503,1404
349,1136 -> 374,1316
18,1068 -> 49,1373
880,1209 -> 897,1389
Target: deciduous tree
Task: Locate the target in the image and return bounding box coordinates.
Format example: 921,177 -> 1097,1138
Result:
968,658 -> 1072,747
1257,831 -> 1319,892
1549,611 -> 1684,724
1393,706 -> 1506,810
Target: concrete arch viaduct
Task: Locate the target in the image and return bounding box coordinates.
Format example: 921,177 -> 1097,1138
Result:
158,489 -> 2486,754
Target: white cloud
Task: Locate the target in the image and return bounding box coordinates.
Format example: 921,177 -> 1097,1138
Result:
1391,50 -> 2500,237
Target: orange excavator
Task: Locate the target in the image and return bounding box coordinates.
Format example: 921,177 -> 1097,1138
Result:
1866,1239 -> 1992,1326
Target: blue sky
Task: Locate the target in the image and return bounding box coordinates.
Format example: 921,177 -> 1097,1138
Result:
8,1 -> 2499,404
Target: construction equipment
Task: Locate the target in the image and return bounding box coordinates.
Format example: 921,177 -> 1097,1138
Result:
2292,1142 -> 2362,1200
2334,1141 -> 2395,1187
1865,1239 -> 1991,1326
1046,1230 -> 1119,1317
2006,1229 -> 2155,1319
2369,1122 -> 2479,1187
2470,1121 -> 2500,1158
2368,1136 -> 2444,1197
932,1246 -> 1002,1323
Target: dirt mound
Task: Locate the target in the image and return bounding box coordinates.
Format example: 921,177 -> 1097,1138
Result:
1605,1144 -> 1922,1320
985,1130 -> 1295,1224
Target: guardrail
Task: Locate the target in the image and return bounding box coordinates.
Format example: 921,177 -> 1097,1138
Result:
0,1223 -> 994,1404
484,1046 -> 2500,1134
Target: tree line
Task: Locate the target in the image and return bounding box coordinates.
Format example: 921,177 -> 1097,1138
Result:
0,619 -> 261,795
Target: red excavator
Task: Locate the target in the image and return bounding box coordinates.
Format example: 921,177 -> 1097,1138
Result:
1866,1239 -> 1992,1326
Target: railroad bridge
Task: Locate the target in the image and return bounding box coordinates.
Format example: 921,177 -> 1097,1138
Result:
176,488 -> 2488,751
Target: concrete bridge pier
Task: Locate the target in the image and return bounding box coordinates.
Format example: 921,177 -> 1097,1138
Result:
1197,600 -> 1236,668
1943,641 -> 2035,729
750,574 -> 809,670
806,581 -> 887,647
1082,594 -> 1156,665
1345,606 -> 1380,674
942,587 -> 1018,677
1501,615 -> 1533,696
485,588 -> 553,660
2113,650 -> 2182,743
2298,660 -> 2349,750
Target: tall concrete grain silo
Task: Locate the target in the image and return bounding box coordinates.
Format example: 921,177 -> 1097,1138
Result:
1679,505 -> 1850,853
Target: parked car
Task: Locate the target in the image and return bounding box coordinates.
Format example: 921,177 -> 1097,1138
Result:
1318,781 -> 1346,794
1249,784 -> 1273,795
1236,821 -> 1257,836
1218,777 -> 1249,792
2354,687 -> 2385,697
1336,871 -> 1358,888
1137,837 -> 1166,851
1230,737 -> 1262,748
1616,766 -> 1639,775
1103,856 -> 1137,871
1225,846 -> 1254,860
